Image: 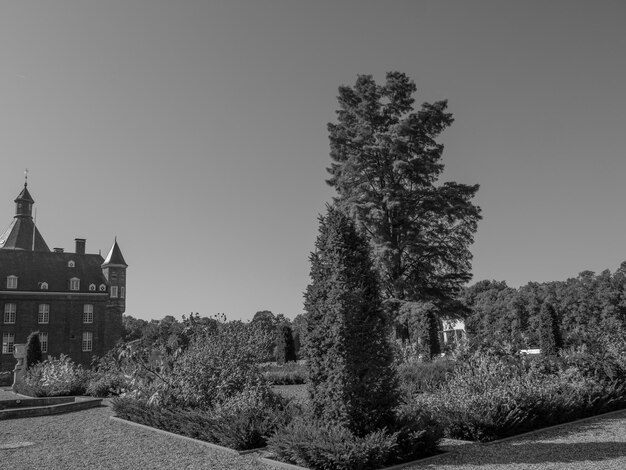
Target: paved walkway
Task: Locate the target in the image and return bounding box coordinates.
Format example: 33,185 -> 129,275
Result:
1,402 -> 626,469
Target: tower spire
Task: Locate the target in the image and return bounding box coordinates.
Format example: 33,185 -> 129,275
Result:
24,168 -> 28,187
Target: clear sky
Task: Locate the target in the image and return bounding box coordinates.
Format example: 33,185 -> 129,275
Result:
1,1 -> 625,321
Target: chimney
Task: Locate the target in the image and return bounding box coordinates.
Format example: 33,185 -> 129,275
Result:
75,238 -> 86,254
53,248 -> 64,253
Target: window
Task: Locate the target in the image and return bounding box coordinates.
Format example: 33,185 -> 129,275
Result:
99,284 -> 106,292
83,304 -> 93,324
4,303 -> 16,324
110,286 -> 118,298
40,282 -> 48,290
82,332 -> 93,352
70,278 -> 80,291
120,287 -> 125,299
68,260 -> 75,268
38,304 -> 50,324
2,332 -> 15,354
89,283 -> 96,292
40,332 -> 48,353
6,275 -> 17,289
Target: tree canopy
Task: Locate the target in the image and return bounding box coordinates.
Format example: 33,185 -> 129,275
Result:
326,72 -> 481,314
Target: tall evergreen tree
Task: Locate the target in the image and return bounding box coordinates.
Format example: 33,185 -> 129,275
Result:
275,323 -> 297,364
25,331 -> 42,369
326,72 -> 481,317
539,300 -> 563,356
304,206 -> 398,435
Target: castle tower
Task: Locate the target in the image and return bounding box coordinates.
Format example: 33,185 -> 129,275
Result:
101,239 -> 127,349
102,239 -> 128,312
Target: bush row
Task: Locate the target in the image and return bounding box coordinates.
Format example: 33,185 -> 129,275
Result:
112,386 -> 291,450
406,349 -> 626,442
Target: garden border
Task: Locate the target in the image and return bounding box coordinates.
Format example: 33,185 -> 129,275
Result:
258,449 -> 450,470
483,406 -> 626,445
0,396 -> 102,420
109,415 -> 266,456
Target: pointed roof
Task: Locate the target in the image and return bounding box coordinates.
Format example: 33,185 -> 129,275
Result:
0,218 -> 50,251
0,183 -> 50,252
102,239 -> 127,267
15,184 -> 34,204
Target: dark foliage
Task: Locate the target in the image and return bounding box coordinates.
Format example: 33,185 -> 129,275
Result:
464,263 -> 626,350
267,412 -> 442,470
304,206 -> 399,436
275,324 -> 297,365
397,359 -> 456,396
112,389 -> 293,451
539,300 -> 563,357
25,331 -> 43,369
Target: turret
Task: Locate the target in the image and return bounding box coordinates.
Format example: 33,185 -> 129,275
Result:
102,238 -> 128,313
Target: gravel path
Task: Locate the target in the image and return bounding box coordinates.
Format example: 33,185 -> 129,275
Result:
2,400 -> 626,469
0,404 -> 267,470
407,409 -> 626,470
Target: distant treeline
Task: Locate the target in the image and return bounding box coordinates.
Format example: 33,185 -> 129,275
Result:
464,262 -> 626,348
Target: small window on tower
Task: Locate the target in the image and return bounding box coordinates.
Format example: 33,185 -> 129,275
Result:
110,286 -> 118,298
120,287 -> 125,299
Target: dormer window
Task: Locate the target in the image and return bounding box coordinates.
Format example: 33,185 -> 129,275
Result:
89,283 -> 96,292
68,260 -> 75,268
6,275 -> 18,289
99,284 -> 106,292
40,282 -> 49,291
69,278 -> 80,291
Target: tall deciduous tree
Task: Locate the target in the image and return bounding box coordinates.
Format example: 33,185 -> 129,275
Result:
304,206 -> 398,435
326,72 -> 481,315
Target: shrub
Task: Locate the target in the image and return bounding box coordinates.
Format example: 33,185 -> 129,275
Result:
18,355 -> 88,397
112,388 -> 295,451
118,316 -> 271,409
25,331 -> 43,369
397,359 -> 456,396
304,206 -> 398,435
410,350 -> 626,441
267,413 -> 441,470
261,362 -> 308,385
208,386 -> 295,450
86,370 -> 128,397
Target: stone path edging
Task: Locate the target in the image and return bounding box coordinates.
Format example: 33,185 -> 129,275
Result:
0,396 -> 102,419
259,450 -> 450,470
109,415 -> 266,456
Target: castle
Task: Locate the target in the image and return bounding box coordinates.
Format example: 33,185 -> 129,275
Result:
0,181 -> 126,371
